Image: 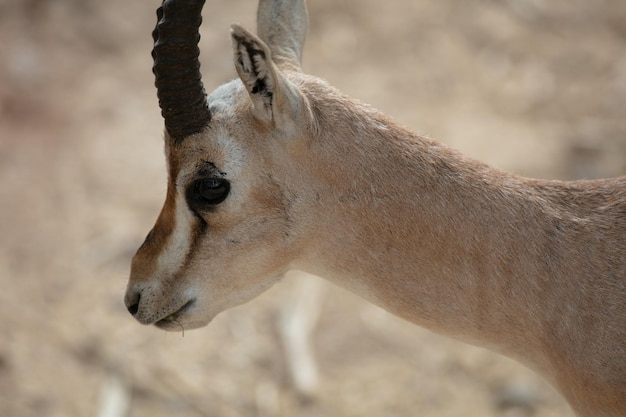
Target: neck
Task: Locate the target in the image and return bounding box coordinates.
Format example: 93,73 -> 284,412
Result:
290,84 -> 625,377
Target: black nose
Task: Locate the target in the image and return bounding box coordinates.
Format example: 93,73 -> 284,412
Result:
125,291 -> 141,316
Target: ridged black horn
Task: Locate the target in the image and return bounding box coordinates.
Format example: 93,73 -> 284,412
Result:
152,0 -> 211,140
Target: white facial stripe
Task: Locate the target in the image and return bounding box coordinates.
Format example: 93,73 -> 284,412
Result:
156,193 -> 192,277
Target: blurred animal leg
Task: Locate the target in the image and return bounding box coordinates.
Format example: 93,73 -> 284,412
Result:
279,271 -> 326,399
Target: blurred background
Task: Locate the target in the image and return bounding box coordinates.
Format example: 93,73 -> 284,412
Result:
1,0 -> 625,416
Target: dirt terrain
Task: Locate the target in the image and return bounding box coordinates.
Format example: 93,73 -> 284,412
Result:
1,0 -> 625,416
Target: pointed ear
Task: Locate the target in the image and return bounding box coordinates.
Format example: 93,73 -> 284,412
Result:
231,24 -> 305,130
256,0 -> 308,71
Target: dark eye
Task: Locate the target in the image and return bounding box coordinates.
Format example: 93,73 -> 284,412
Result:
187,178 -> 230,209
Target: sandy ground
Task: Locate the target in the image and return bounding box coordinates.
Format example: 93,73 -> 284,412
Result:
0,0 -> 625,416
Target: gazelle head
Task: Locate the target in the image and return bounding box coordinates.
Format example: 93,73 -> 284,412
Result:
124,0 -> 319,330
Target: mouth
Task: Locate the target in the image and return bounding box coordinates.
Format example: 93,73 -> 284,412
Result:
155,299 -> 196,329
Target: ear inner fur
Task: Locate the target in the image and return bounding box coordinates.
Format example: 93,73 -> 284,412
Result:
231,25 -> 277,123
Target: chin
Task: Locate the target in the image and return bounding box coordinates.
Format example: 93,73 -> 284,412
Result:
154,315 -> 213,332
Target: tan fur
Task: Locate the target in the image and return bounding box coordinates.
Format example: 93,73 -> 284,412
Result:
125,1 -> 626,415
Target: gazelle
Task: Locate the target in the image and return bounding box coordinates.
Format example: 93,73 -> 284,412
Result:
124,0 -> 626,415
